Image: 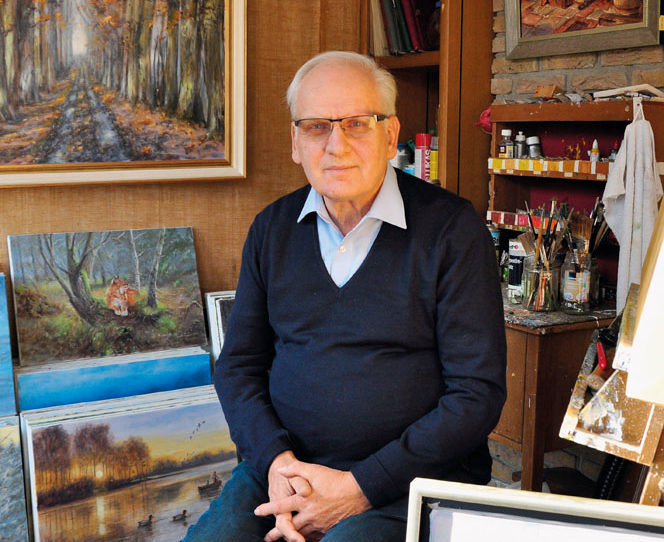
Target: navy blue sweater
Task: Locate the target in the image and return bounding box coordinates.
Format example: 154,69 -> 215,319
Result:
215,170 -> 506,507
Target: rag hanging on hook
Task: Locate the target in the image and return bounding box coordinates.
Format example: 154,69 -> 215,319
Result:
633,96 -> 645,121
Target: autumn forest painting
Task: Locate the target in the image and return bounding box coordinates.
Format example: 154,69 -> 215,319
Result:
8,227 -> 207,365
0,0 -> 227,167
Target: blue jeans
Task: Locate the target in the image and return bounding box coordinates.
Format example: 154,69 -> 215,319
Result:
181,461 -> 407,542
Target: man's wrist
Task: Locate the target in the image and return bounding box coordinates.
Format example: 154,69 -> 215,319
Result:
268,450 -> 296,476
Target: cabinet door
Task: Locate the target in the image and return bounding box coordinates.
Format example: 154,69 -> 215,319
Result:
492,327 -> 527,446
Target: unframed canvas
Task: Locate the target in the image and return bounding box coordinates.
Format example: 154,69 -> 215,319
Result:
23,389 -> 236,542
0,417 -> 30,542
8,227 -> 208,365
0,274 -> 16,416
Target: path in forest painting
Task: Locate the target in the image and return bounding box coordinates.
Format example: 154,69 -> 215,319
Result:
0,0 -> 226,166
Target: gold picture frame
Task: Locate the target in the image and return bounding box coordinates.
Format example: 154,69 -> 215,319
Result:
0,0 -> 246,187
506,0 -> 660,60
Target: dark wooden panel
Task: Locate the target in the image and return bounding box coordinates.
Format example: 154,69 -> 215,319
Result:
492,327 -> 527,445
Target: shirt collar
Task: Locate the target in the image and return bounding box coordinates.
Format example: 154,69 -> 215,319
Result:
297,165 -> 407,229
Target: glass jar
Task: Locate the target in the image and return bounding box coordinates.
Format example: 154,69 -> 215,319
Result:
560,252 -> 591,314
522,258 -> 560,312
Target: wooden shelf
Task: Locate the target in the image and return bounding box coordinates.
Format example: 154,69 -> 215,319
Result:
492,101 -> 634,122
490,100 -> 664,123
488,158 -> 609,182
375,50 -> 440,70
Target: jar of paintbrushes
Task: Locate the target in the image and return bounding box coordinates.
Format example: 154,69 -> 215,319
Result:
521,201 -> 564,312
561,250 -> 591,314
523,255 -> 561,311
560,201 -> 609,313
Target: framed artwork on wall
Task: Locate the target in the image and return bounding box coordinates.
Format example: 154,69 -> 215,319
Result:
0,0 -> 246,187
506,1 -> 660,60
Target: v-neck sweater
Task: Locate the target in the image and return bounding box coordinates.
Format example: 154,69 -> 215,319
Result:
215,169 -> 507,508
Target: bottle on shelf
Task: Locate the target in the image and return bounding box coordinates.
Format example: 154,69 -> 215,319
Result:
429,136 -> 439,185
526,136 -> 542,159
515,131 -> 527,159
498,129 -> 514,159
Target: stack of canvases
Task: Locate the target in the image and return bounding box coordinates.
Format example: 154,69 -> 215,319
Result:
4,227 -> 237,542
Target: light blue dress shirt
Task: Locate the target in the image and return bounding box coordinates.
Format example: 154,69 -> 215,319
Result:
297,165 -> 407,287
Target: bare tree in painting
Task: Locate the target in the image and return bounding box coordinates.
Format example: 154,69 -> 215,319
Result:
124,436 -> 151,480
74,423 -> 112,480
146,228 -> 165,308
38,232 -> 113,326
0,2 -> 14,121
202,0 -> 224,135
33,425 -> 72,489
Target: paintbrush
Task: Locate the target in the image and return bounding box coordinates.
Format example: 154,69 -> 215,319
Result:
517,231 -> 535,256
524,201 -> 537,238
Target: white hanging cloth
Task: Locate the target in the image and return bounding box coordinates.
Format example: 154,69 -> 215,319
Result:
602,98 -> 663,313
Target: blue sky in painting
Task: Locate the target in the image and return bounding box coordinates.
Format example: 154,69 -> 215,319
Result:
18,352 -> 211,410
101,400 -> 228,442
0,275 -> 16,416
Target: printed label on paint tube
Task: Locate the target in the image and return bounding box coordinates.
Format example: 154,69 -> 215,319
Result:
508,240 -> 527,303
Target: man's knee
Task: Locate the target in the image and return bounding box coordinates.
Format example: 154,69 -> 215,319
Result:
320,510 -> 406,542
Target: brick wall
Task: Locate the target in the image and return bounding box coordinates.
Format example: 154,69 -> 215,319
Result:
491,0 -> 664,103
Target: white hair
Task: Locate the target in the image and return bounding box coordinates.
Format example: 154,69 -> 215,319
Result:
286,51 -> 398,118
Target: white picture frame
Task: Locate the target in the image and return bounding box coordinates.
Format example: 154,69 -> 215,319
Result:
406,478 -> 664,542
205,290 -> 236,362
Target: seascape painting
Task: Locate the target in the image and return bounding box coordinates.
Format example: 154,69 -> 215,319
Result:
0,416 -> 30,542
8,227 -> 207,365
26,396 -> 236,542
0,274 -> 16,416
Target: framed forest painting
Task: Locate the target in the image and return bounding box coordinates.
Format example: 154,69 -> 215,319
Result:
506,0 -> 660,59
0,0 -> 246,186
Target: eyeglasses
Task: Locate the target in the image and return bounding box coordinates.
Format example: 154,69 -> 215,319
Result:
293,114 -> 388,140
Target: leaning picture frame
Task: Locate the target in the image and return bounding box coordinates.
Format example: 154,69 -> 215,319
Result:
405,478 -> 664,542
0,0 -> 246,187
505,1 -> 660,60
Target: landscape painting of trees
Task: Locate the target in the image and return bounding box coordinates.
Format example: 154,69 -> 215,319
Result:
8,226 -> 208,365
25,392 -> 237,542
0,0 -> 246,185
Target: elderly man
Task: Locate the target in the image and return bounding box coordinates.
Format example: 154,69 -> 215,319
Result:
183,50 -> 506,542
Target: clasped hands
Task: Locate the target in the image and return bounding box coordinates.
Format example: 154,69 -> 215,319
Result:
254,451 -> 370,542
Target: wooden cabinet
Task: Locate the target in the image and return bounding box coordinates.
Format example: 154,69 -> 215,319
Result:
492,310 -> 614,491
361,0 -> 493,215
488,100 -> 664,491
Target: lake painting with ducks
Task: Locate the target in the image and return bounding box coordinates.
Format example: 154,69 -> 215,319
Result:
23,389 -> 237,542
8,227 -> 207,365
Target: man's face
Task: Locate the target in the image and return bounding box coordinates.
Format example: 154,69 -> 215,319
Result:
291,61 -> 400,210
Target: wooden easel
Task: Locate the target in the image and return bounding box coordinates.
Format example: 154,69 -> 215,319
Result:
560,285 -> 664,506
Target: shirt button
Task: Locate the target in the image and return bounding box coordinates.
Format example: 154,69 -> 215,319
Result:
339,245 -> 346,253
